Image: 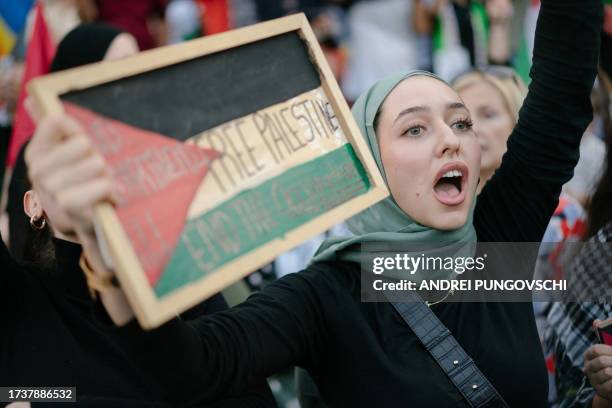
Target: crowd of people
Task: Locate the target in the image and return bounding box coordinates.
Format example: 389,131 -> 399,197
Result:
0,0 -> 611,407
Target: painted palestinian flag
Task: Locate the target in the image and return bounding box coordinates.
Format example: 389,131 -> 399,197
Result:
59,32 -> 373,301
64,102 -> 219,289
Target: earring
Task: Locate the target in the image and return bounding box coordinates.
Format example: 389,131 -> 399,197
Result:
30,215 -> 46,230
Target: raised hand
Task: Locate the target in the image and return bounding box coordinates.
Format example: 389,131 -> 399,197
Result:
584,344 -> 612,404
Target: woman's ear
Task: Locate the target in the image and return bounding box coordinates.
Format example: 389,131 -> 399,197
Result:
23,189 -> 44,220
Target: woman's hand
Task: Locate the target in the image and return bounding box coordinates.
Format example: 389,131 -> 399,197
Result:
25,114 -> 115,240
26,114 -> 135,326
584,344 -> 612,405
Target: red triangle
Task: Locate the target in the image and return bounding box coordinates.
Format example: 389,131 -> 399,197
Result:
63,102 -> 219,286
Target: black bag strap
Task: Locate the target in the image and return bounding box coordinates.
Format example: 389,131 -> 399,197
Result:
387,292 -> 510,408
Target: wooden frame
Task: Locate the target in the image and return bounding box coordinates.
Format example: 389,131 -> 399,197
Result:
29,14 -> 388,328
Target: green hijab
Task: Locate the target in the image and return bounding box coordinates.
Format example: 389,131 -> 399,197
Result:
312,70 -> 477,282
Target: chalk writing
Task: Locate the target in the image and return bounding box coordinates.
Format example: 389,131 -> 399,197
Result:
190,89 -> 346,194
155,143 -> 370,296
114,144 -> 215,206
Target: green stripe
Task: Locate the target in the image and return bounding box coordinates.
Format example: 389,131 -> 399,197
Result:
154,144 -> 370,297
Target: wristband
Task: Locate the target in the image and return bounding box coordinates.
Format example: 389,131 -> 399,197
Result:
79,253 -> 120,299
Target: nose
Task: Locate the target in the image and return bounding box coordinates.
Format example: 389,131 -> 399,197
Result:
435,122 -> 461,157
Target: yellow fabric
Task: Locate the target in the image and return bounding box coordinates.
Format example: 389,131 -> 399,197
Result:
0,16 -> 15,55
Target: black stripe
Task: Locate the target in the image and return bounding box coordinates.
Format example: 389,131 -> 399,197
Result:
62,32 -> 321,141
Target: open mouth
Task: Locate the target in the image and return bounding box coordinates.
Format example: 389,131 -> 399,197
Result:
432,162 -> 468,206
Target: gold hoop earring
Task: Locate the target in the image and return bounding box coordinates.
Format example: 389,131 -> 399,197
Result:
30,215 -> 46,230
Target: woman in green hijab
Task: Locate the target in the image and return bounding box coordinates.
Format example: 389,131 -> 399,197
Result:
312,71 -> 479,286
25,0 -> 602,406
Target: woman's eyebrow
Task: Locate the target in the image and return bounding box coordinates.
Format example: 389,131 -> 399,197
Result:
393,106 -> 429,124
446,102 -> 468,112
393,102 -> 468,125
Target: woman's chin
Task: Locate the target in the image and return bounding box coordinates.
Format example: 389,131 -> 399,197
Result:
434,214 -> 469,231
425,201 -> 471,231
479,161 -> 498,178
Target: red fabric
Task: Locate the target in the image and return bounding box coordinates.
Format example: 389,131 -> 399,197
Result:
7,1 -> 55,167
548,197 -> 586,281
96,0 -> 167,50
63,102 -> 219,286
603,331 -> 612,346
545,355 -> 555,373
200,0 -> 229,35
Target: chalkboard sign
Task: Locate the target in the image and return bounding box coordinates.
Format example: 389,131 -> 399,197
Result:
29,14 -> 388,328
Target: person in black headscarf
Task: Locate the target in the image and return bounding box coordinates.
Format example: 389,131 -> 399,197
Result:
50,22 -> 139,72
6,23 -> 138,265
1,23 -> 276,407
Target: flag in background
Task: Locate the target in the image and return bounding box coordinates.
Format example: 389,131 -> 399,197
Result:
7,1 -> 55,166
199,0 -> 230,35
0,0 -> 34,55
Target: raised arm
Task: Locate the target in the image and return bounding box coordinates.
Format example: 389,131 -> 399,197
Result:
475,0 -> 603,242
25,114 -> 329,405
92,267 -> 330,406
179,293 -> 278,406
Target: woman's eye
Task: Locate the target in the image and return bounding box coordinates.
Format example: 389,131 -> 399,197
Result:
403,126 -> 424,137
452,120 -> 473,131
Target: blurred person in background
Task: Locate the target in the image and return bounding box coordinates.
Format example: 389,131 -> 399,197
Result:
452,65 -> 527,192
416,0 -> 526,82
0,42 -> 26,241
453,65 -> 605,236
0,56 -> 24,129
452,65 -> 608,407
564,81 -> 608,207
307,6 -> 347,84
230,0 -> 259,28
25,0 -> 81,44
165,0 -> 202,43
76,0 -> 168,50
454,9 -> 612,407
602,1 -> 611,74
252,0 -> 352,21
341,0 -> 429,103
546,68 -> 612,408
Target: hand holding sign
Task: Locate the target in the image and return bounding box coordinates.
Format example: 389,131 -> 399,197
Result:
26,114 -> 115,241
28,14 -> 387,328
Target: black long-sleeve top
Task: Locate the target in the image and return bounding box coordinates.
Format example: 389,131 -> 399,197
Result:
0,236 -> 276,407
93,0 -> 602,406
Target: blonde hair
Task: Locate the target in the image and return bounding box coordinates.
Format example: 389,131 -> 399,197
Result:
452,68 -> 528,124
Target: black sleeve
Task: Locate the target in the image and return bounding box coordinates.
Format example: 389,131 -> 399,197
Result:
205,387 -> 278,408
178,293 -> 278,407
474,0 -> 603,242
178,292 -> 228,320
0,230 -> 25,319
102,265 -> 333,406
